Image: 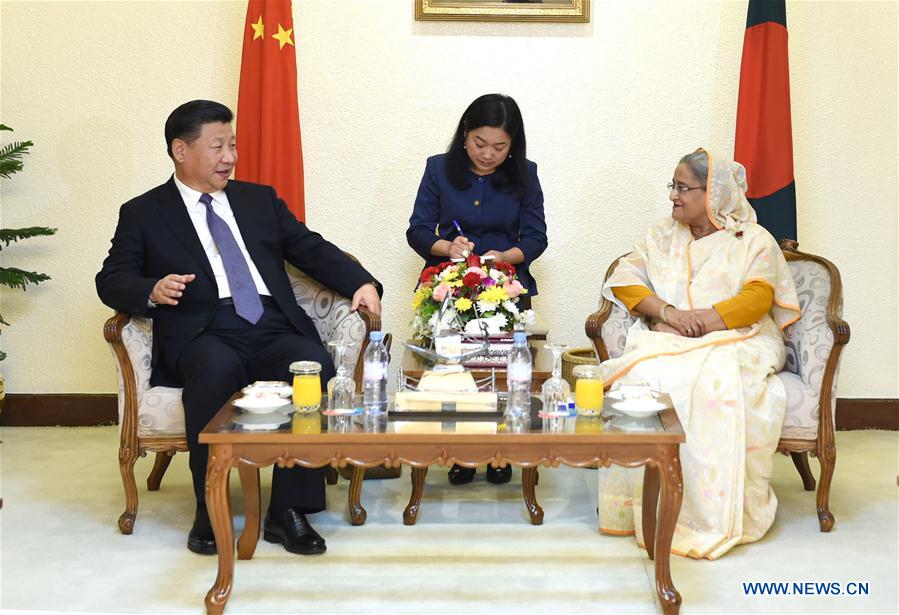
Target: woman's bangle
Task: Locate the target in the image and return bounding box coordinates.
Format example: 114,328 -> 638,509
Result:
659,304 -> 671,324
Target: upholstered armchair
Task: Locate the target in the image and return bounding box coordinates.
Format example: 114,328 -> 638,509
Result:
104,262 -> 388,534
585,240 -> 850,532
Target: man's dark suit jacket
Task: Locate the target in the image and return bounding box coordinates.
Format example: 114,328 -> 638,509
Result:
96,177 -> 379,388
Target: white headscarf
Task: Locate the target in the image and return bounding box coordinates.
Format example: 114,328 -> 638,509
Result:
697,147 -> 757,234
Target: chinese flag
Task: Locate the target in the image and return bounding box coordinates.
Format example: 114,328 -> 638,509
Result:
236,0 -> 305,221
734,0 -> 797,241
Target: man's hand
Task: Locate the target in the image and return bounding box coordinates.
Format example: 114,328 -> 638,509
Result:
351,282 -> 381,315
150,274 -> 196,306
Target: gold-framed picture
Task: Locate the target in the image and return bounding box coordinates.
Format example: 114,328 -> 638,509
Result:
415,0 -> 589,23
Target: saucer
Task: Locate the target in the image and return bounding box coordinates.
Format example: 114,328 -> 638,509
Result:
611,398 -> 667,417
607,389 -> 659,402
233,396 -> 293,414
232,411 -> 291,430
242,381 -> 292,398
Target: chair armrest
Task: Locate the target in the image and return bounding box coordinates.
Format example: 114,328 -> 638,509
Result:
780,240 -> 851,446
287,263 -> 385,394
586,305 -> 613,362
104,312 -> 139,449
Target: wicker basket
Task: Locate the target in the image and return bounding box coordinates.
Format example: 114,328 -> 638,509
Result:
561,347 -> 598,389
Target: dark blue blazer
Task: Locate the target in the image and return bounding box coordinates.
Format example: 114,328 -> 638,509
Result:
406,153 -> 547,295
96,177 -> 379,388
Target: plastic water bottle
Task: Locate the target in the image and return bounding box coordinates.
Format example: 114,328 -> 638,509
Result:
362,331 -> 389,419
505,331 -> 532,420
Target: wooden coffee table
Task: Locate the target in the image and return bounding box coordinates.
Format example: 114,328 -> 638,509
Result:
199,397 -> 685,614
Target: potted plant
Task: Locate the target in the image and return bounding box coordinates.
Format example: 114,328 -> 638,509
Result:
0,125 -> 57,410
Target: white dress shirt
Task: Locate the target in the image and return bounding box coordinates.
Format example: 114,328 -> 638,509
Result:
173,174 -> 272,299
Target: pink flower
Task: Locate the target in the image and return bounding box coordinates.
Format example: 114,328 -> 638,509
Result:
466,266 -> 487,279
504,280 -> 524,298
432,283 -> 452,302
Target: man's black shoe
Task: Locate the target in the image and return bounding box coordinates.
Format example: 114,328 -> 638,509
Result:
263,508 -> 326,555
187,506 -> 217,555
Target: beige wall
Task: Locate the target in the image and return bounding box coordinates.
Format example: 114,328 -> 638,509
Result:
1,0 -> 896,398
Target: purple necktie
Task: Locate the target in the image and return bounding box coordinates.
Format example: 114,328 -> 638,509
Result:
200,193 -> 263,324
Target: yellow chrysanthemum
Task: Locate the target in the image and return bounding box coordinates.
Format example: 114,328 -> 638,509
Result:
411,286 -> 431,310
454,297 -> 473,312
449,280 -> 464,288
476,286 -> 509,304
441,269 -> 459,281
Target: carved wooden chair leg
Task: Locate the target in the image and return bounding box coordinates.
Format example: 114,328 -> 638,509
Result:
790,451 -> 816,491
117,446 -> 139,535
815,446 -> 836,532
146,451 -> 174,491
325,466 -> 339,485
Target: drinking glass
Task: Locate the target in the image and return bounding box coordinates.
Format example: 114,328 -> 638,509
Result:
541,343 -> 571,415
573,364 -> 604,416
326,341 -> 356,412
290,360 -> 322,413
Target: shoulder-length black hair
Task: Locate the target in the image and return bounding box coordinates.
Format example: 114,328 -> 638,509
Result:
445,94 -> 529,198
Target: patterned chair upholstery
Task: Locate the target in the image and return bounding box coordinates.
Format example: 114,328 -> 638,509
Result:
104,262 -> 386,534
585,240 -> 850,532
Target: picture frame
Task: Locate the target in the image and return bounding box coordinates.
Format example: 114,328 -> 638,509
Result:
415,0 -> 589,23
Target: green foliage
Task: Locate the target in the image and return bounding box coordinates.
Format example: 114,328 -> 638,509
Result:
0,227 -> 57,248
0,125 -> 56,358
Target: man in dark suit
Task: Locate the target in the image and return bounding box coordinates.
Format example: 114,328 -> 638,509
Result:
96,100 -> 382,556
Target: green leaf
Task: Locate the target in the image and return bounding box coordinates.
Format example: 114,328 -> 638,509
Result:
0,227 -> 57,248
0,140 -> 33,179
0,267 -> 51,291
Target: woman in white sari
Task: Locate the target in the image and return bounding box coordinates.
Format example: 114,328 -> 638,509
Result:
597,148 -> 800,559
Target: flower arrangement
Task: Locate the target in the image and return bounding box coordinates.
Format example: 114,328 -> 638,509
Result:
411,254 -> 536,340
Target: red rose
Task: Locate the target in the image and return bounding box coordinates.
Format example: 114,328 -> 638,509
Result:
462,271 -> 482,289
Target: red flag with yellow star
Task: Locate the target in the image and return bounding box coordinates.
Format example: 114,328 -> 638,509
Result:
235,0 -> 305,221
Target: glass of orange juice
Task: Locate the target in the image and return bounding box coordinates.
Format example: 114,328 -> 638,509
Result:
290,361 -> 322,413
573,364 -> 604,416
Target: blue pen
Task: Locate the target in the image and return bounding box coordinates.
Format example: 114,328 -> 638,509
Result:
452,219 -> 464,237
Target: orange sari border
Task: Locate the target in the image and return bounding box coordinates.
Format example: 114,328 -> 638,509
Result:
603,327 -> 762,389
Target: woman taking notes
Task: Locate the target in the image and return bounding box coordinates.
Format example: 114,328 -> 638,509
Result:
406,93 -> 548,485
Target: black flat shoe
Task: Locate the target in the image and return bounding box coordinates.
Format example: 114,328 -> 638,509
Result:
263,508 -> 326,555
187,506 -> 217,555
486,464 -> 512,485
448,464 -> 475,485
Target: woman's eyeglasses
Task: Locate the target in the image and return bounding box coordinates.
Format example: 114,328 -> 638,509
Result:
667,182 -> 706,194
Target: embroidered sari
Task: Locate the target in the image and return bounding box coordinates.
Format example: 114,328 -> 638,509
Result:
597,149 -> 800,559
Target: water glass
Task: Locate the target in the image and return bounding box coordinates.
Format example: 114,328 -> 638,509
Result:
326,341 -> 356,412
541,343 -> 571,414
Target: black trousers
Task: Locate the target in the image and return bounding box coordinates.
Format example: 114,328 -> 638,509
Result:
175,299 -> 335,513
